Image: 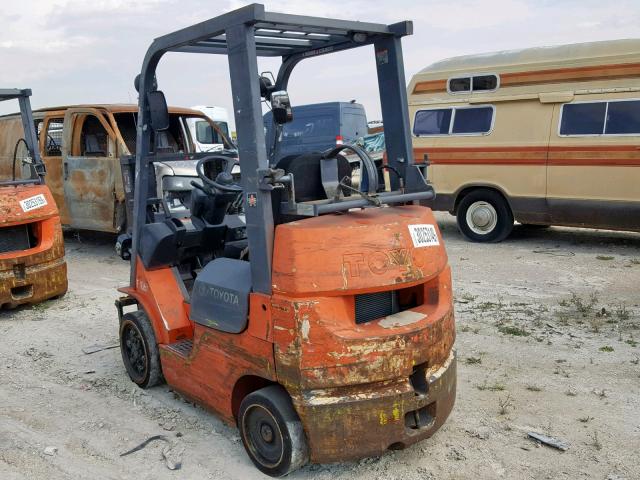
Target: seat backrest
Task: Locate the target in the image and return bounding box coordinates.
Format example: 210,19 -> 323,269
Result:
156,131 -> 177,153
275,152 -> 352,203
84,134 -> 105,156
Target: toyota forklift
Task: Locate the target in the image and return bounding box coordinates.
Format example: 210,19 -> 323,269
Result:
0,89 -> 67,308
116,4 -> 456,476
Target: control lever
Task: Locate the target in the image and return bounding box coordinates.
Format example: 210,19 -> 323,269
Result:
190,180 -> 206,191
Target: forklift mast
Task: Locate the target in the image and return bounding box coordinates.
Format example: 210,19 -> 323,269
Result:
130,3 -> 432,294
0,89 -> 45,186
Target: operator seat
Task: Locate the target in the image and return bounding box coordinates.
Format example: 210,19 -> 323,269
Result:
275,152 -> 352,203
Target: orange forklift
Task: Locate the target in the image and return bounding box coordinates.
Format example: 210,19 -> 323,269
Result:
0,89 -> 67,309
116,4 -> 455,476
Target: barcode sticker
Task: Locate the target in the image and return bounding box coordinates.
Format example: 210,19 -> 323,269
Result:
408,224 -> 440,248
19,194 -> 47,212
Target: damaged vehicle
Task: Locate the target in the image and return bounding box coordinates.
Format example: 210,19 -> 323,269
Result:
0,89 -> 67,308
0,104 -> 236,234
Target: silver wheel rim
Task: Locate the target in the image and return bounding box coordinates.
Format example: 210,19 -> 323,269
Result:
466,201 -> 498,235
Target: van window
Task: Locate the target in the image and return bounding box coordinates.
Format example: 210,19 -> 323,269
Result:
413,106 -> 493,136
559,102 -> 606,135
605,100 -> 640,134
113,112 -> 137,153
282,114 -> 336,141
214,121 -> 230,138
560,100 -> 640,136
452,107 -> 494,134
414,109 -> 452,135
45,118 -> 64,156
113,112 -> 228,154
195,120 -> 224,145
448,74 -> 498,93
80,115 -> 109,157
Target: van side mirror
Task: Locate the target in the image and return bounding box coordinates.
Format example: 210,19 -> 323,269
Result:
271,91 -> 293,125
147,90 -> 169,131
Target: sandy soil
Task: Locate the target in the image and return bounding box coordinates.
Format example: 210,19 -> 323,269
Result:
1,213 -> 639,480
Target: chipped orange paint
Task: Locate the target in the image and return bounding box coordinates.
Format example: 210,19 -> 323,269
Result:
122,204 -> 456,463
0,184 -> 67,308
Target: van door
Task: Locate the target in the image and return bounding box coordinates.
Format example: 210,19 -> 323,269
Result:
39,115 -> 70,223
341,104 -> 368,142
62,108 -> 118,232
547,94 -> 640,230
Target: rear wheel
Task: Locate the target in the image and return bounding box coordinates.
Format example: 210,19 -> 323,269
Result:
238,385 -> 309,477
456,189 -> 513,243
119,310 -> 164,388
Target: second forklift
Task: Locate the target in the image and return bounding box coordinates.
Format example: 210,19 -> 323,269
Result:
116,4 -> 456,476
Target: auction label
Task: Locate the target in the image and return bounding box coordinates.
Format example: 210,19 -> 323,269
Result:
19,194 -> 48,212
408,224 -> 440,248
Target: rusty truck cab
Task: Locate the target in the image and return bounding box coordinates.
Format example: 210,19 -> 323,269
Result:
0,89 -> 67,309
0,104 -> 235,235
116,4 -> 456,476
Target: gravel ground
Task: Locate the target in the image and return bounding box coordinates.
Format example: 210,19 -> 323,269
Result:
1,212 -> 639,480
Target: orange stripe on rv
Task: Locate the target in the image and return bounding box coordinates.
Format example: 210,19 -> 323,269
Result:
412,62 -> 640,93
414,146 -> 640,166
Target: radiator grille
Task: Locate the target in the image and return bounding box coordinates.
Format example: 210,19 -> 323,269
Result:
0,225 -> 31,254
355,290 -> 399,324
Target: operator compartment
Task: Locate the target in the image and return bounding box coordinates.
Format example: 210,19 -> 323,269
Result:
271,204 -> 455,390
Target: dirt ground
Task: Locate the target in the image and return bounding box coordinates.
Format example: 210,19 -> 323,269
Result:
1,212 -> 639,480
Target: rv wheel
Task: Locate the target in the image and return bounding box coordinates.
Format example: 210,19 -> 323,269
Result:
239,385 -> 309,477
119,310 -> 164,388
457,189 -> 513,243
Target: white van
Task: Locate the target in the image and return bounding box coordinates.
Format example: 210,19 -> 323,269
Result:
187,105 -> 231,152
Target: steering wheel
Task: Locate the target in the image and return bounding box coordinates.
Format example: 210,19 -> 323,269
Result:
195,155 -> 242,193
12,138 -> 30,181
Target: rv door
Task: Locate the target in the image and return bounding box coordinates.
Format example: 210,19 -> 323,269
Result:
62,108 -> 119,232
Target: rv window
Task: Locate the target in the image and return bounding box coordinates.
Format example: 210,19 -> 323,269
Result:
448,74 -> 498,93
449,77 -> 471,93
414,106 -> 493,136
560,103 -> 606,135
45,118 -> 64,157
413,109 -> 452,136
605,100 -> 640,134
473,75 -> 498,91
452,107 -> 493,134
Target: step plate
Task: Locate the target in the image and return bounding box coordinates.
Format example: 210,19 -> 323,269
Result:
165,339 -> 194,358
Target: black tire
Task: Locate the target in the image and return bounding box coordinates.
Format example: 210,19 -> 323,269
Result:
456,189 -> 513,243
119,310 -> 164,388
238,385 -> 309,477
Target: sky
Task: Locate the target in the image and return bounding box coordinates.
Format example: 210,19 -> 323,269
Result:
1,0 -> 639,125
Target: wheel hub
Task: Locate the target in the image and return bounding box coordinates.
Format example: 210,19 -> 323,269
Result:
260,423 -> 274,443
243,405 -> 284,468
467,201 -> 498,234
123,324 -> 146,377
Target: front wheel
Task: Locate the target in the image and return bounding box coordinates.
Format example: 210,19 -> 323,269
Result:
456,189 -> 513,243
238,385 -> 309,477
119,310 -> 164,388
